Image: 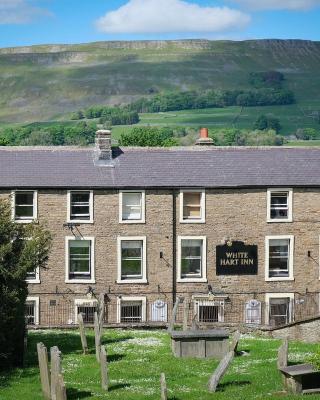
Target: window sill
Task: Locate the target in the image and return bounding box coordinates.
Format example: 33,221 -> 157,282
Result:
67,220 -> 94,224
265,277 -> 294,282
14,219 -> 37,224
119,220 -> 146,224
26,280 -> 41,284
116,279 -> 148,284
177,278 -> 207,283
179,219 -> 205,224
65,279 -> 96,284
267,219 -> 293,223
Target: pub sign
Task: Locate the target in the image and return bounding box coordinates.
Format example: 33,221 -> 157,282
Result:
216,241 -> 258,275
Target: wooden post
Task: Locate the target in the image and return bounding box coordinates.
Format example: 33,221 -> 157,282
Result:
94,311 -> 101,363
56,373 -> 67,400
208,351 -> 234,392
168,297 -> 183,331
191,310 -> 199,330
37,342 -> 51,400
160,373 -> 167,400
77,313 -> 88,354
100,346 -> 108,391
183,300 -> 189,331
277,338 -> 289,369
51,346 -> 62,400
229,330 -> 241,354
98,293 -> 105,333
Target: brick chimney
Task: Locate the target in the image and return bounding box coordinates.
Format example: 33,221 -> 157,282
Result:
196,128 -> 213,145
95,130 -> 112,161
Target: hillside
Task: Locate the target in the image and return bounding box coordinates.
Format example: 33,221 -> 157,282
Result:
1,39 -> 320,124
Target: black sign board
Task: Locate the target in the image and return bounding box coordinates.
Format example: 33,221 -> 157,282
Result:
216,241 -> 258,275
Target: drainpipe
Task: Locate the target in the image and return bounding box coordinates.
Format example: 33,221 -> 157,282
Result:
172,189 -> 177,305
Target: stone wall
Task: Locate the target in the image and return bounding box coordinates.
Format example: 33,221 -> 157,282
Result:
262,316 -> 320,343
1,187 -> 320,327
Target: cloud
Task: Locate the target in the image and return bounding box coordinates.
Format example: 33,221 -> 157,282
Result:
232,0 -> 320,11
95,0 -> 250,34
0,0 -> 51,24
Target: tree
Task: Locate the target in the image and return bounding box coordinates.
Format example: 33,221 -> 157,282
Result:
253,115 -> 281,133
119,127 -> 178,147
0,200 -> 52,368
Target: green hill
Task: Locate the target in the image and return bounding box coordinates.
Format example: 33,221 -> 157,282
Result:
1,39 -> 320,127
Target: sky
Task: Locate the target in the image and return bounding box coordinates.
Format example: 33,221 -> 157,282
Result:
0,0 -> 320,48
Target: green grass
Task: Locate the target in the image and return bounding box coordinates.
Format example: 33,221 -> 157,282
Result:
1,329 -> 320,400
137,104 -> 320,136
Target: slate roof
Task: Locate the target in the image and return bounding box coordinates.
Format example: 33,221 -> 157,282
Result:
0,146 -> 319,189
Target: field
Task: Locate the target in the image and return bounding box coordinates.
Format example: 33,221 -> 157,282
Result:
1,39 -> 320,124
1,329 -> 320,400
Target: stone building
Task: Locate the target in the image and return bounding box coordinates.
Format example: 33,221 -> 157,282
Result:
0,129 -> 319,328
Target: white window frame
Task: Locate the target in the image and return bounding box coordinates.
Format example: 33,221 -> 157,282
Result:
119,190 -> 145,224
26,296 -> 40,325
180,189 -> 205,223
267,188 -> 293,223
116,296 -> 146,323
177,236 -> 207,283
12,190 -> 38,223
65,236 -> 95,284
117,236 -> 147,283
194,299 -> 224,323
26,266 -> 40,284
67,190 -> 93,224
265,293 -> 294,325
74,298 -> 98,324
265,235 -> 294,281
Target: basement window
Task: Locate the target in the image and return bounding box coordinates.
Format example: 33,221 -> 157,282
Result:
180,190 -> 205,223
117,296 -> 146,323
75,299 -> 97,324
119,191 -> 145,223
13,191 -> 37,223
196,300 -> 224,323
66,237 -> 95,283
267,188 -> 292,222
265,236 -> 294,281
266,293 -> 294,327
68,191 -> 93,223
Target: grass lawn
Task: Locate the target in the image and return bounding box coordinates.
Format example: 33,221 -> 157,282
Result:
1,330 -> 320,400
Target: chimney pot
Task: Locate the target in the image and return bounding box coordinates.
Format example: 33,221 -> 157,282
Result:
200,127 -> 209,138
196,127 -> 213,146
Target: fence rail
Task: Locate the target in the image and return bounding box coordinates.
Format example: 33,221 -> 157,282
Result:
26,292 -> 320,329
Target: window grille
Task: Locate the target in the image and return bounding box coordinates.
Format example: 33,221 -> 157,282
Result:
77,305 -> 96,324
196,300 -> 224,323
120,301 -> 143,323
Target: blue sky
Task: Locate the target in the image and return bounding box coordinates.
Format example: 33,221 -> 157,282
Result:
0,0 -> 320,48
